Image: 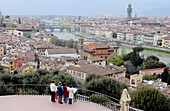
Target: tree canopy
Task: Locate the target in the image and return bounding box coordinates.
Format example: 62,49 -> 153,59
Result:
107,55 -> 124,66
144,60 -> 166,69
147,55 -> 159,61
85,74 -> 128,100
130,86 -> 170,111
161,67 -> 170,85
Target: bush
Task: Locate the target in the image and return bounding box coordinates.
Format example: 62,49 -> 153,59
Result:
89,94 -> 111,104
85,74 -> 128,100
130,86 -> 170,111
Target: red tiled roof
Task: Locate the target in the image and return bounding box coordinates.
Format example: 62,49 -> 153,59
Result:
163,35 -> 170,40
141,68 -> 165,72
91,43 -> 108,49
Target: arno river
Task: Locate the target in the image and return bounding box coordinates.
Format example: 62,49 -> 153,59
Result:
46,29 -> 170,65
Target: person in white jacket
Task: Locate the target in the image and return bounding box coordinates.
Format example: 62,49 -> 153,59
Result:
68,85 -> 74,104
50,81 -> 56,102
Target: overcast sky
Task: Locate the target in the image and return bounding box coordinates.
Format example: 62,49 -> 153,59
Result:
0,0 -> 170,16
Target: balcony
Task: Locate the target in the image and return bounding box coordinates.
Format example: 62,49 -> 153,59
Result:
0,84 -> 141,111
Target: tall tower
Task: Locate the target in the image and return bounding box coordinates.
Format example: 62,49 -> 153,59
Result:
127,4 -> 132,18
78,38 -> 84,59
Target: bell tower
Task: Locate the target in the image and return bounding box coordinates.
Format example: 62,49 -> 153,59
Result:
78,38 -> 84,59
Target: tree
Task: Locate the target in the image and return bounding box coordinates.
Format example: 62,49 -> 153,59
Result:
132,47 -> 144,53
66,39 -> 74,48
107,55 -> 124,66
112,32 -> 117,38
147,55 -> 159,61
22,73 -> 40,84
52,73 -> 79,87
130,48 -> 138,67
123,52 -> 132,61
0,74 -> 11,84
85,73 -> 102,84
130,48 -> 143,67
36,69 -> 50,76
162,67 -> 170,84
85,74 -> 128,100
14,70 -> 18,74
5,15 -> 10,19
144,60 -> 166,69
124,61 -> 138,74
39,74 -> 53,85
11,74 -> 23,84
143,74 -> 158,81
130,86 -> 170,111
0,66 -> 5,73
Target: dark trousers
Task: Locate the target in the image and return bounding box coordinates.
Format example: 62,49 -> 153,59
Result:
51,91 -> 55,102
69,98 -> 72,104
64,97 -> 68,103
58,95 -> 63,103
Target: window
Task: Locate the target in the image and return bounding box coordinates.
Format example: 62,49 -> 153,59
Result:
105,51 -> 107,54
73,71 -> 75,75
77,72 -> 79,76
70,70 -> 72,74
131,79 -> 135,84
97,61 -> 99,63
105,56 -> 107,59
79,73 -> 81,77
101,56 -> 103,58
82,73 -> 84,78
101,51 -> 103,54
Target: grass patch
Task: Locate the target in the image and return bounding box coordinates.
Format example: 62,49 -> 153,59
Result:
144,47 -> 170,54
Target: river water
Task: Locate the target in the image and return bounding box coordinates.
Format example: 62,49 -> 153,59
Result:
46,30 -> 170,65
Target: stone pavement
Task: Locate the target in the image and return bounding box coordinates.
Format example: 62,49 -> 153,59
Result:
0,96 -> 108,111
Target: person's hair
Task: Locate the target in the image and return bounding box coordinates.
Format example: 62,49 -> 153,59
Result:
52,81 -> 55,83
69,84 -> 72,88
63,83 -> 66,86
59,82 -> 62,85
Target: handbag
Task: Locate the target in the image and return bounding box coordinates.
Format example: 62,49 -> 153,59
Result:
55,93 -> 57,99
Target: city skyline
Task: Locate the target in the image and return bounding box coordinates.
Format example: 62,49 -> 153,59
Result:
0,0 -> 170,16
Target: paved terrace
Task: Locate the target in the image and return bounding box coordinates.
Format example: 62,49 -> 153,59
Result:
0,96 -> 109,111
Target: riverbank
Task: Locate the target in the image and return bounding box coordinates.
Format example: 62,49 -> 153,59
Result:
120,43 -> 170,54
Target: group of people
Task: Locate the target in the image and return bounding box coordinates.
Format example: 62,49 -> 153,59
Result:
50,81 -> 75,104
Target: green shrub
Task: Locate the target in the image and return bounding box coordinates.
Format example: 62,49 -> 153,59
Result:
89,94 -> 111,104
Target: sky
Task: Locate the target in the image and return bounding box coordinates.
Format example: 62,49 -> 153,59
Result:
0,0 -> 170,16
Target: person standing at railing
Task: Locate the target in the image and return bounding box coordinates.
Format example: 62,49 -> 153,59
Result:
50,81 -> 57,102
63,83 -> 69,103
57,82 -> 63,104
68,85 -> 74,104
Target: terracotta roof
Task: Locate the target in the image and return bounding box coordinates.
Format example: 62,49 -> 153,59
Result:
163,35 -> 170,40
67,64 -> 114,76
140,68 -> 165,72
89,57 -> 105,62
91,43 -> 108,49
35,34 -> 48,38
83,45 -> 95,52
47,48 -> 77,55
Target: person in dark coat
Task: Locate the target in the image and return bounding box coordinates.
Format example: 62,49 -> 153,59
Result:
57,82 -> 63,104
63,83 -> 69,103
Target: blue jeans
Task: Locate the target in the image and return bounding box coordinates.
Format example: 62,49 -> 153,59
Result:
51,92 -> 55,102
69,98 -> 72,104
64,97 -> 68,103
